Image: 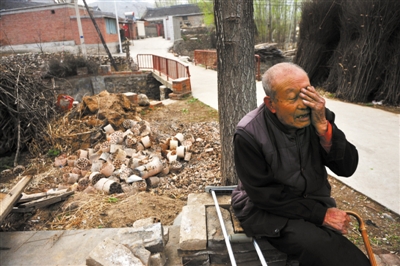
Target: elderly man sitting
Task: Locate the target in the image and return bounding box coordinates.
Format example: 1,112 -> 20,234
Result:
232,62 -> 370,266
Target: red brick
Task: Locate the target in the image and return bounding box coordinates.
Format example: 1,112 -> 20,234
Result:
194,50 -> 217,69
0,4 -> 118,46
172,78 -> 191,94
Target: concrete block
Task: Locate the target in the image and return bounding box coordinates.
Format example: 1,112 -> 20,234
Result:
149,253 -> 167,266
163,226 -> 169,244
128,244 -> 151,266
114,222 -> 164,253
150,101 -> 163,107
207,206 -> 234,250
187,193 -> 231,207
159,85 -> 167,101
132,217 -> 160,228
164,225 -> 183,266
179,205 -> 207,251
86,237 -> 144,266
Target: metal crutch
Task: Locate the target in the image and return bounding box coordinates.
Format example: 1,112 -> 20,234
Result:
206,186 -> 268,266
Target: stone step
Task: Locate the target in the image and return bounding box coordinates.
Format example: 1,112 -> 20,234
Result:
178,193 -> 288,266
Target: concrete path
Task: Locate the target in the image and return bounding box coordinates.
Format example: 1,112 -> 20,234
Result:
128,37 -> 400,215
0,226 -> 182,266
0,228 -> 119,266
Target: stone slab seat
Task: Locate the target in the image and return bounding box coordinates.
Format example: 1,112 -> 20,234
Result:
179,192 -> 293,266
229,206 -> 300,266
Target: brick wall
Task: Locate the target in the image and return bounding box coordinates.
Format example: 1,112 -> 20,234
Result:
53,72 -> 163,102
194,50 -> 217,69
0,4 -> 118,47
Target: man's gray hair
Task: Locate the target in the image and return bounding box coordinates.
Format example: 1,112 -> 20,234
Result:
262,62 -> 307,100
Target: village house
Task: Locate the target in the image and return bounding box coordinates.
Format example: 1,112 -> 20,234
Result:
142,4 -> 203,41
0,0 -> 123,55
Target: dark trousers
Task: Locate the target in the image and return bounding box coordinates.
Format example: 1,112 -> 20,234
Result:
240,209 -> 371,266
265,219 -> 371,266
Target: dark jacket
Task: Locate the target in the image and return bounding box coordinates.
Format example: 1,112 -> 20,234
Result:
232,104 -> 358,237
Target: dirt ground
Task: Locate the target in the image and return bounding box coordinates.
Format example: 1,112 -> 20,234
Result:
0,96 -> 399,260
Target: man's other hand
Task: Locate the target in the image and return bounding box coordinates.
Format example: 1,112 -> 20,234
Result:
322,208 -> 350,234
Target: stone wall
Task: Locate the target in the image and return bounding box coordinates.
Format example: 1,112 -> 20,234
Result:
54,72 -> 163,102
103,73 -> 163,100
172,27 -> 216,59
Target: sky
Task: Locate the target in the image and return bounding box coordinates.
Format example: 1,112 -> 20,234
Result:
78,0 -> 155,17
77,0 -> 192,18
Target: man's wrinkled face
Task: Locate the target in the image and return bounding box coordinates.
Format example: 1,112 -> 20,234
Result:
265,70 -> 311,131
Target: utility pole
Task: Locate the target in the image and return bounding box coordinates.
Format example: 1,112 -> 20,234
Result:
114,0 -> 123,54
81,0 -> 118,71
74,0 -> 87,59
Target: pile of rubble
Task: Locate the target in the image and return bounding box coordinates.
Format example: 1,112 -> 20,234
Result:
86,218 -> 167,266
254,43 -> 285,61
54,128 -> 221,199
47,91 -> 221,200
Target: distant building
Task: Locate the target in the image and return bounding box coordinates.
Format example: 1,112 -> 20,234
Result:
0,0 -> 121,54
143,4 -> 203,28
142,4 -> 203,41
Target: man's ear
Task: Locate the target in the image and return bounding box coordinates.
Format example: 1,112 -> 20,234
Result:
264,96 -> 276,113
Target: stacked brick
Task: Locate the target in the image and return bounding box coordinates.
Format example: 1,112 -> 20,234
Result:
169,77 -> 192,100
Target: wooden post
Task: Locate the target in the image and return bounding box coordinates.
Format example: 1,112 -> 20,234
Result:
81,0 -> 118,71
0,176 -> 32,222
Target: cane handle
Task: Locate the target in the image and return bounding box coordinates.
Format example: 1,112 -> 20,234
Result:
346,211 -> 377,266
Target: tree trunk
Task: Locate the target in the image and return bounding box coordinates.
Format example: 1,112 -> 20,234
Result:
214,0 -> 256,185
268,0 -> 272,42
292,0 -> 298,45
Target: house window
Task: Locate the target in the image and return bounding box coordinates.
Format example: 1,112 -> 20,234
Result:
182,16 -> 188,21
105,18 -> 117,34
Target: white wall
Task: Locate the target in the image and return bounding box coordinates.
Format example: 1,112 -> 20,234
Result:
173,17 -> 181,40
163,16 -> 181,42
137,21 -> 146,38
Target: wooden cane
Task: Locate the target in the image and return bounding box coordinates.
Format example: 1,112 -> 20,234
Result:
346,211 -> 377,266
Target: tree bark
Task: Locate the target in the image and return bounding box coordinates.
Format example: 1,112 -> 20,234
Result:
268,0 -> 272,42
292,0 -> 298,44
214,0 -> 257,185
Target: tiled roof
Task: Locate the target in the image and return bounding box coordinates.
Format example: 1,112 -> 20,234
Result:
0,0 -> 47,10
1,1 -> 114,18
143,4 -> 202,19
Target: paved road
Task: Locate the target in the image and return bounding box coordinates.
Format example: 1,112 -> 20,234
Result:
128,37 -> 400,215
